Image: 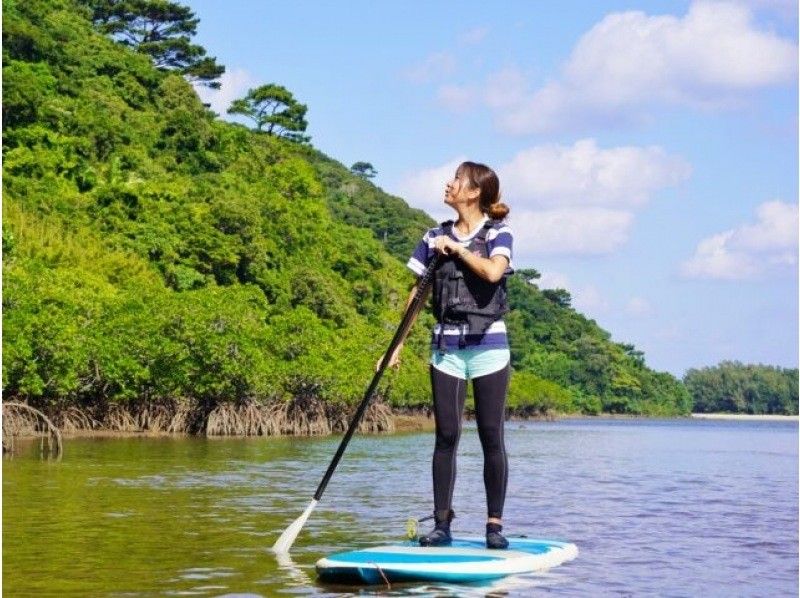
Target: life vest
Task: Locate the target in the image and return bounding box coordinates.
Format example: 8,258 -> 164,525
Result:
432,219 -> 509,351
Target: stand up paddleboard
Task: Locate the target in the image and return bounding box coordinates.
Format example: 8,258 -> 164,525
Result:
316,537 -> 578,584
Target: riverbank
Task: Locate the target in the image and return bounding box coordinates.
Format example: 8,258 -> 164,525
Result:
2,405 -> 563,442
7,405 -> 796,446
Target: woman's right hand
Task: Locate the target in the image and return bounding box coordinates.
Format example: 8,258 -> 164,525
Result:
433,235 -> 465,257
376,345 -> 402,371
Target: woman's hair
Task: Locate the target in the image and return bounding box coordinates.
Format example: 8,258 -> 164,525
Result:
456,161 -> 510,220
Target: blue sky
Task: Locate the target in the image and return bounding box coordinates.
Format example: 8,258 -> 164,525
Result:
188,0 -> 798,377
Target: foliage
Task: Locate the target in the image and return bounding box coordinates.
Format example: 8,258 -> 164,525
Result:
300,147 -> 434,259
506,371 -> 576,415
541,288 -> 572,308
2,0 -> 702,420
350,161 -> 377,179
2,0 -> 430,412
684,361 -> 798,415
79,0 -> 224,87
228,84 -> 310,142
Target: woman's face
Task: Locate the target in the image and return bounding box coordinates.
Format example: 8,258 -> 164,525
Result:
444,169 -> 479,208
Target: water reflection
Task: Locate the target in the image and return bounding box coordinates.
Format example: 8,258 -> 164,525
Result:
3,419 -> 798,596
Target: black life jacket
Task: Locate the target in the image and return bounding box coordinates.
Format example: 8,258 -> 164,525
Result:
432,219 -> 509,351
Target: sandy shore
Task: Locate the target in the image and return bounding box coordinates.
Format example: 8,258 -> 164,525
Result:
690,413 -> 798,422
395,413 -> 799,429
392,413 -> 436,432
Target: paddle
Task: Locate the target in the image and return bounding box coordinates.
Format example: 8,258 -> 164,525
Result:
272,253 -> 442,554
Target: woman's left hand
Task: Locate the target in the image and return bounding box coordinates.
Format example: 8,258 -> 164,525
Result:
433,235 -> 464,257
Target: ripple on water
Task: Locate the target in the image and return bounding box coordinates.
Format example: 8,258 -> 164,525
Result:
175,567 -> 237,581
3,419 -> 797,596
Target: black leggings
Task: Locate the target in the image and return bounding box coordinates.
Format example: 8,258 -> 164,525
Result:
430,363 -> 510,520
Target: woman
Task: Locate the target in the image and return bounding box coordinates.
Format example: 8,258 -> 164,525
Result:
379,161 -> 513,549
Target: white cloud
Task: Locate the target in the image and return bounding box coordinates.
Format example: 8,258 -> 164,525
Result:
727,200 -> 799,251
511,208 -> 634,256
682,231 -> 761,279
681,200 -> 799,280
485,1 -> 798,134
193,68 -> 255,117
535,272 -> 609,316
532,275 -> 659,321
395,139 -> 689,255
403,51 -> 456,84
499,139 -> 691,208
459,26 -> 489,45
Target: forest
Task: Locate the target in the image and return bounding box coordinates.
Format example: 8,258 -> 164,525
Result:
9,0 -> 785,437
684,362 -> 797,415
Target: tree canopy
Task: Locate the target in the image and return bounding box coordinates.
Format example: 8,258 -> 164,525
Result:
81,0 -> 224,87
228,84 -> 310,142
684,362 -> 798,414
351,161 -> 377,179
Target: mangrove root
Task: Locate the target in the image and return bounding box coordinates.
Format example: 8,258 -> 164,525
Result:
2,401 -> 63,458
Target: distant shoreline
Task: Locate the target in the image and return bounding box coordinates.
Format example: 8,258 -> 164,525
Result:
396,411 -> 800,431
690,413 -> 798,422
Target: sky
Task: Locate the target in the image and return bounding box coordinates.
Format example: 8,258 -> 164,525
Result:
188,0 -> 799,377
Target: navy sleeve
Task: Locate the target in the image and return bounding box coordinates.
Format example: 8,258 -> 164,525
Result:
406,228 -> 437,276
487,224 -> 514,274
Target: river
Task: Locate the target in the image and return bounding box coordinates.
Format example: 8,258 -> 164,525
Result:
3,418 -> 797,596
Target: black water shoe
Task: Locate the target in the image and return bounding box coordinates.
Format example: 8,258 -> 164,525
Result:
419,509 -> 454,547
486,522 -> 509,549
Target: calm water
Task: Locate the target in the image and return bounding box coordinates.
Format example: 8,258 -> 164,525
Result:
3,418 -> 798,596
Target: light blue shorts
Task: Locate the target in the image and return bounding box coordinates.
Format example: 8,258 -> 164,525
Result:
430,348 -> 510,381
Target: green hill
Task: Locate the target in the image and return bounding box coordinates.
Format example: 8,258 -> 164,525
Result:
300,148 -> 690,415
2,0 -> 691,435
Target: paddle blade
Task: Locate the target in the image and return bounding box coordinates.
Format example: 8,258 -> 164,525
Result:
272,498 -> 318,554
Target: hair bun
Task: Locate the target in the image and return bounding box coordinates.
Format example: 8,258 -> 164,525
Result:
488,201 -> 510,220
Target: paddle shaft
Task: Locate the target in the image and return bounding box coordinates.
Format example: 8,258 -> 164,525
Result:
312,254 -> 442,501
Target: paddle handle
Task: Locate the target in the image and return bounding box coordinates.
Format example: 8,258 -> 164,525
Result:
313,254 -> 442,501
